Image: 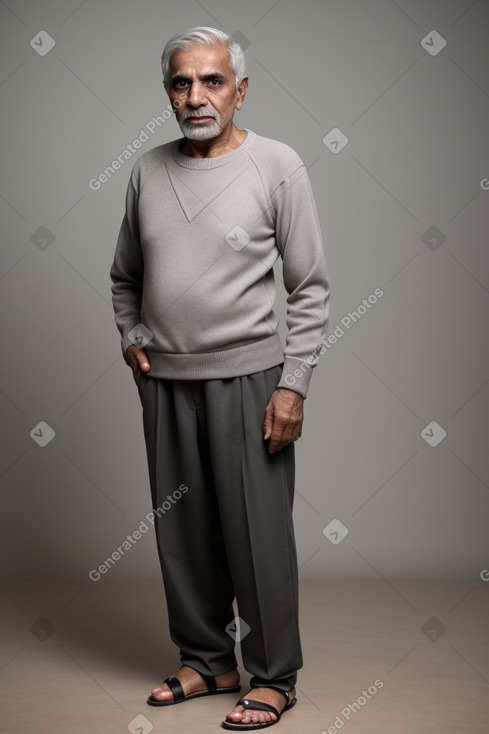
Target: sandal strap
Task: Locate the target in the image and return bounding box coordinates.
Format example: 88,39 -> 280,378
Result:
162,671 -> 217,701
237,698 -> 280,719
163,676 -> 185,702
200,673 -> 217,693
250,685 -> 290,705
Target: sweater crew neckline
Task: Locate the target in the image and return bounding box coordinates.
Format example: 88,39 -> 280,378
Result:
171,128 -> 256,169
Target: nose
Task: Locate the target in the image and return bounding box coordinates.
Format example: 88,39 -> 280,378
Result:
187,81 -> 207,108
183,81 -> 207,107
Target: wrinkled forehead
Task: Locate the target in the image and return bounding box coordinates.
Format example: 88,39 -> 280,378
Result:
169,43 -> 232,79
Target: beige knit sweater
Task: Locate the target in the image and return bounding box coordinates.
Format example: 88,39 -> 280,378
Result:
110,128 -> 330,397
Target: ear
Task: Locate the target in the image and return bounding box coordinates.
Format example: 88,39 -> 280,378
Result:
235,76 -> 249,110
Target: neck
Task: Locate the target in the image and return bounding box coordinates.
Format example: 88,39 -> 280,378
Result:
179,124 -> 247,158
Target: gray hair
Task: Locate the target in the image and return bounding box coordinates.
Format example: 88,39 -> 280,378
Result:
161,27 -> 246,94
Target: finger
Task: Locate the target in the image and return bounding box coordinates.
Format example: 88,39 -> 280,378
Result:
281,420 -> 297,445
273,419 -> 303,451
263,404 -> 273,440
268,422 -> 286,454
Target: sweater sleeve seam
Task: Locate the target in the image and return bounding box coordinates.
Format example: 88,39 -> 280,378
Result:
269,162 -> 305,199
132,148 -> 168,197
270,163 -> 308,258
246,151 -> 275,220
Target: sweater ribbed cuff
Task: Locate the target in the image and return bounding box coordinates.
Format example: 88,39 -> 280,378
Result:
276,355 -> 317,398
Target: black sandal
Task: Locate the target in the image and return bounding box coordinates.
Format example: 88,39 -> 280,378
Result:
147,671 -> 241,706
222,686 -> 297,730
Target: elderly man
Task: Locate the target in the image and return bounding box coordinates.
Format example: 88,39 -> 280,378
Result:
110,26 -> 330,730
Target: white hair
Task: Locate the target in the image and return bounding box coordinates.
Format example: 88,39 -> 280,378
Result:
161,26 -> 246,94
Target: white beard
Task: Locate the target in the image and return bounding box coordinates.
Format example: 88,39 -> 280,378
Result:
178,114 -> 223,141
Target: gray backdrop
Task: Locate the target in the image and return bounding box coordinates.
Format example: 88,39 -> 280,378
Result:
1,0 -> 488,581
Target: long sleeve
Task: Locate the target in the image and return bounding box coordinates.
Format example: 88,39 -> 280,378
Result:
110,175 -> 144,364
272,165 -> 330,398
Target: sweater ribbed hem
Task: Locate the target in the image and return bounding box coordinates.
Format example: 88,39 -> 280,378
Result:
145,334 -> 284,381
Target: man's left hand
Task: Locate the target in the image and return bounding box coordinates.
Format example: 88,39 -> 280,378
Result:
263,389 -> 304,454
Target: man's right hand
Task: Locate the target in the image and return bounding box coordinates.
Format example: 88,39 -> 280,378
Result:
126,345 -> 151,383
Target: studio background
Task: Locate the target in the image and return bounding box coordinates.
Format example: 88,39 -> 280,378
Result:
1,0 -> 488,584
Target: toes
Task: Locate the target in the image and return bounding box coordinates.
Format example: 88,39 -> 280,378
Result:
226,705 -> 245,722
150,685 -> 172,701
226,706 -> 277,725
247,711 -> 275,724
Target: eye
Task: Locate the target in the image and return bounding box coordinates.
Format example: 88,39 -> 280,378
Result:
208,79 -> 221,86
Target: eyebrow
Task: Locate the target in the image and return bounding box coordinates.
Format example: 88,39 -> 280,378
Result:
170,71 -> 227,85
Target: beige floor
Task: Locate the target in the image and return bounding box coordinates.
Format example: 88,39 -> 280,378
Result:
1,578 -> 488,733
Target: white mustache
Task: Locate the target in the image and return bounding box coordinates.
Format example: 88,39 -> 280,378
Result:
182,111 -> 216,120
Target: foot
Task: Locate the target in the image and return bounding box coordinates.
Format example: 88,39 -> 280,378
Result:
224,686 -> 296,726
150,665 -> 240,703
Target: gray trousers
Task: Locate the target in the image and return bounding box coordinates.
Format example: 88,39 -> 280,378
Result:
137,363 -> 302,692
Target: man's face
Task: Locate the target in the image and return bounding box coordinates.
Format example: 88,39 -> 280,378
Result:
167,44 -> 246,141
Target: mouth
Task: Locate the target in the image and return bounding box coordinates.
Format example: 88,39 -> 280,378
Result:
186,116 -> 214,123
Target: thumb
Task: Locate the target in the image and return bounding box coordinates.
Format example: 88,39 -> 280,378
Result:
126,345 -> 151,372
132,346 -> 150,371
137,350 -> 151,372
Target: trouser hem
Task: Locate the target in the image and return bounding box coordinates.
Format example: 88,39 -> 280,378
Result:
179,655 -> 239,679
249,673 -> 298,692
